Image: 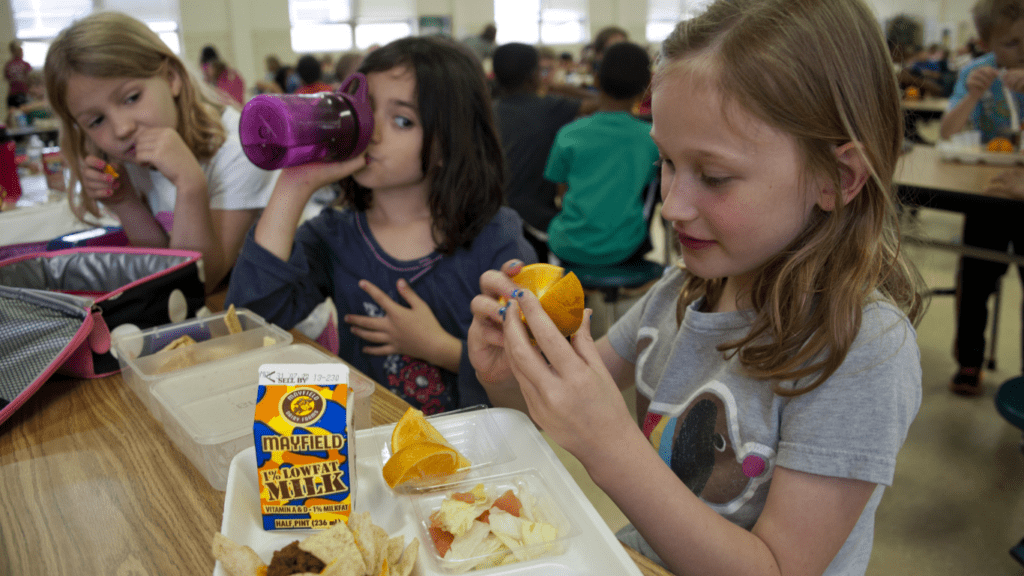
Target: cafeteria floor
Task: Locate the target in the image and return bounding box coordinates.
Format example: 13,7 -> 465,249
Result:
545,204 -> 1024,574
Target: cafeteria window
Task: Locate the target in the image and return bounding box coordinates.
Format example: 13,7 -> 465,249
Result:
11,0 -> 184,66
289,0 -> 415,52
646,0 -> 713,42
495,0 -> 588,45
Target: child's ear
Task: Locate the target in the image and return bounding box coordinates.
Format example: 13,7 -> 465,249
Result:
168,66 -> 183,98
817,141 -> 868,211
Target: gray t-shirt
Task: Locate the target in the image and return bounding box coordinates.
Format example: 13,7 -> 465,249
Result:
607,266 -> 921,575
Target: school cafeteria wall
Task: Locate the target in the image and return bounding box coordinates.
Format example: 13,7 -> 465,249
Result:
177,0 -> 647,94
866,0 -> 975,47
0,0 -> 974,110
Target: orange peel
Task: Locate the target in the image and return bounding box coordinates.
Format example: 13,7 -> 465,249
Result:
381,441 -> 459,488
505,263 -> 584,338
384,408 -> 470,489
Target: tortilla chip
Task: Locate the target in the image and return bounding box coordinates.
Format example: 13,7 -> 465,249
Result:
320,553 -> 366,576
393,539 -> 418,576
211,532 -> 267,576
159,334 -> 197,352
156,349 -> 198,374
348,512 -> 377,570
300,521 -> 367,576
383,537 -> 404,567
368,524 -> 390,571
225,304 -> 243,334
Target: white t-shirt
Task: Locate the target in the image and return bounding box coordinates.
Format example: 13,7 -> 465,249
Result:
124,107 -> 278,224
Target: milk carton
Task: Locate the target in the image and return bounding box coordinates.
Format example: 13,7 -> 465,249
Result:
253,363 -> 354,530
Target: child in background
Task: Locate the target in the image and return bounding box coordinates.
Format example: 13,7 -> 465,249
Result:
6,71 -> 52,126
199,45 -> 246,108
294,54 -> 333,94
938,0 -> 1024,395
4,40 -> 31,108
468,0 -> 925,574
44,12 -> 278,293
227,37 -> 535,414
544,41 -> 659,267
491,42 -> 596,263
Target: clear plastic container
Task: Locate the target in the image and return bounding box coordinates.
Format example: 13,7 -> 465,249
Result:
408,470 -> 578,573
112,308 -> 293,419
371,406 -> 516,494
151,343 -> 374,491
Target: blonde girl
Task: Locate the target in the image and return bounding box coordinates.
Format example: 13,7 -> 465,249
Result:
45,12 -> 278,292
468,0 -> 927,574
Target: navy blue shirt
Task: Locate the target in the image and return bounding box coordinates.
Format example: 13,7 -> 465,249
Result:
227,206 -> 535,413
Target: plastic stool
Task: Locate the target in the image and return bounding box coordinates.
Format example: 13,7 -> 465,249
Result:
995,376 -> 1024,567
996,376 -> 1024,432
564,259 -> 665,334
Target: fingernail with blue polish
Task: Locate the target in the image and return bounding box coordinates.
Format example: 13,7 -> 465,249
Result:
498,306 -> 507,321
511,289 -> 524,299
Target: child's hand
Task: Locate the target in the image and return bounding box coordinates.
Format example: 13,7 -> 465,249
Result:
502,290 -> 634,460
130,126 -> 204,187
80,155 -> 133,205
985,167 -> 1024,199
276,154 -> 367,197
1004,69 -> 1024,93
467,261 -> 526,387
346,278 -> 460,371
966,66 -> 999,98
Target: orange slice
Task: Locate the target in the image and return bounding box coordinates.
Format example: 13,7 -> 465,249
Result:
508,263 -> 585,337
381,441 -> 459,488
988,137 -> 1015,153
391,407 -> 470,468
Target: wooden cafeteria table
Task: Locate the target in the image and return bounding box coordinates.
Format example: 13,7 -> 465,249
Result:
901,96 -> 948,120
0,332 -> 672,576
896,143 -> 1024,266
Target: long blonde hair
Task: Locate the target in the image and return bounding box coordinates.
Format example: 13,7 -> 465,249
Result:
660,0 -> 926,395
44,11 -> 226,219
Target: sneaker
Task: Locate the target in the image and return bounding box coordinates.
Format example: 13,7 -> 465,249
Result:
950,367 -> 983,396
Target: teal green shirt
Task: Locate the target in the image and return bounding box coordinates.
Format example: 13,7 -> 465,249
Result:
544,111 -> 658,265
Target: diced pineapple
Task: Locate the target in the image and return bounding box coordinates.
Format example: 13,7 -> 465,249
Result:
437,499 -> 484,536
521,520 -> 558,548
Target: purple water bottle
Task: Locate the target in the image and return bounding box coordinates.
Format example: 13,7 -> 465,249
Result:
239,73 -> 374,170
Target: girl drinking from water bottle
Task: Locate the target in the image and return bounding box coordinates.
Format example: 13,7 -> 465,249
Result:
227,37 -> 535,414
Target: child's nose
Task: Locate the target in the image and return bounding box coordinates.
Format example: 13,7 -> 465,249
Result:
370,111 -> 384,144
109,112 -> 134,139
659,173 -> 698,222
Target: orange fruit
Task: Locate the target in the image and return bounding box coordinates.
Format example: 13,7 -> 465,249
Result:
391,408 -> 471,468
508,263 -> 585,338
987,137 -> 1015,153
904,86 -> 920,100
381,441 -> 459,488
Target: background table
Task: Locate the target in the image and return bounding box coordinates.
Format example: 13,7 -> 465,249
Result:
902,97 -> 949,121
0,332 -> 672,576
896,144 -> 1024,265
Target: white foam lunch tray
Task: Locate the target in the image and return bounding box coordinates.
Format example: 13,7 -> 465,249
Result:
214,407 -> 643,576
